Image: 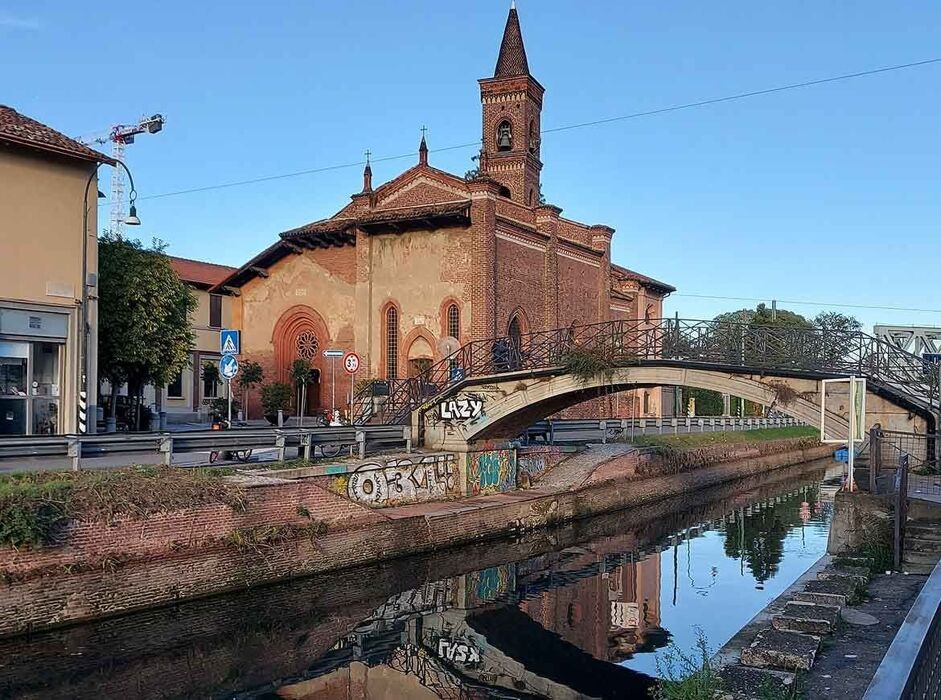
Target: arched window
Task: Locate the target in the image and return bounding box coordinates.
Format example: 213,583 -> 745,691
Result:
385,306 -> 399,379
447,304 -> 460,340
529,119 -> 538,154
497,185 -> 511,199
508,315 -> 523,365
496,120 -> 513,151
644,304 -> 655,322
527,189 -> 535,206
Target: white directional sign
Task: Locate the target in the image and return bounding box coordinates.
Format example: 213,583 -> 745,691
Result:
343,352 -> 361,374
220,329 -> 240,356
323,349 -> 344,358
219,354 -> 239,381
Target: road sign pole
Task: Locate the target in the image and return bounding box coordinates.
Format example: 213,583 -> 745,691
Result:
227,379 -> 232,425
331,356 -> 337,415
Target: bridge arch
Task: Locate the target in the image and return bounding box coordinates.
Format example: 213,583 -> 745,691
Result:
419,364 -> 925,451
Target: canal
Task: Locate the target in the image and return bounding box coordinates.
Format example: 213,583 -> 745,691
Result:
0,459 -> 842,699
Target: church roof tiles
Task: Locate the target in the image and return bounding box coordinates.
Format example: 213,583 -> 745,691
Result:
494,7 -> 530,78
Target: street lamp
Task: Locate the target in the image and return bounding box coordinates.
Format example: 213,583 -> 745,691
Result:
81,160 -> 140,434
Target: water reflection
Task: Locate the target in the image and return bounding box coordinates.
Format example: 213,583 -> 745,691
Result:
0,462 -> 839,700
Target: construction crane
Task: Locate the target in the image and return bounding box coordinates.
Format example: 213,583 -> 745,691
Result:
79,114 -> 165,235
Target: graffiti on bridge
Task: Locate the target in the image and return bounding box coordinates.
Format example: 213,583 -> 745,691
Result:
436,638 -> 482,665
438,395 -> 484,422
467,564 -> 516,606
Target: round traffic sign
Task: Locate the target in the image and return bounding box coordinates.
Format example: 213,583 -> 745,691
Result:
219,354 -> 240,381
343,352 -> 361,374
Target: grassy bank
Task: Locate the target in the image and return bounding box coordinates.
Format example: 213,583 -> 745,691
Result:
629,425 -> 819,451
0,466 -> 245,549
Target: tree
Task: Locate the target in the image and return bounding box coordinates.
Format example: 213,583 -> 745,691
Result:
290,359 -> 314,426
98,233 -> 196,430
260,382 -> 292,424
237,361 -> 264,420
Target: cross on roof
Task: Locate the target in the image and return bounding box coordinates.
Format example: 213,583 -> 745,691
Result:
364,149 -> 371,164
420,125 -> 428,138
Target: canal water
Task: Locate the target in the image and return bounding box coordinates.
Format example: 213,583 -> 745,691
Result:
0,460 -> 841,700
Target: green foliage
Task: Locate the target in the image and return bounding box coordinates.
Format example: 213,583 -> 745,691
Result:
652,629 -> 722,700
98,233 -> 196,394
680,388 -> 724,416
201,362 -> 220,386
560,345 -> 615,382
290,359 -> 314,386
208,396 -> 240,421
238,361 -> 264,388
261,382 -> 293,417
236,361 -> 263,419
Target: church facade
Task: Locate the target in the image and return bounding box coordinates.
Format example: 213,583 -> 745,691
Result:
213,7 -> 674,421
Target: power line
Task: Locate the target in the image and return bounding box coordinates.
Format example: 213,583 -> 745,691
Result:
671,293 -> 941,315
103,55 -> 941,206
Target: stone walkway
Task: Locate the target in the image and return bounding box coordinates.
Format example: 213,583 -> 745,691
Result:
799,572 -> 926,698
535,443 -> 637,491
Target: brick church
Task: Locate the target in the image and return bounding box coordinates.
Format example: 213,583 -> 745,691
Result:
212,6 -> 674,420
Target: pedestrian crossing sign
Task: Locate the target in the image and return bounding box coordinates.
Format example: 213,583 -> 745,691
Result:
220,329 -> 240,356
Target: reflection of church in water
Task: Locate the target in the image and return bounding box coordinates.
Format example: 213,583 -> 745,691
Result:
270,550 -> 667,699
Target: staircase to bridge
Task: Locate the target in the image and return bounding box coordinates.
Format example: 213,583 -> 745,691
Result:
352,318 -> 940,450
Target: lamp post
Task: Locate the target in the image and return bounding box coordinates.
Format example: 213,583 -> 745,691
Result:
81,161 -> 140,434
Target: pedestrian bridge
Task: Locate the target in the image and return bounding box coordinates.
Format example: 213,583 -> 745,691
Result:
353,318 -> 939,451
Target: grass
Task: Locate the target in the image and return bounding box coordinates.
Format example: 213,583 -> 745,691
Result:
652,629 -> 723,700
0,466 -> 246,549
224,520 -> 328,554
628,425 -> 820,452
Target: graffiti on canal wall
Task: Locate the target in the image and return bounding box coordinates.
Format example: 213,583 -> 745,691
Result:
468,449 -> 516,496
515,446 -> 568,487
467,564 -> 516,606
346,453 -> 458,507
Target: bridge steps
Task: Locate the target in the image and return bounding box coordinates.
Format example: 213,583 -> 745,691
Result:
730,561 -> 873,693
903,520 -> 941,574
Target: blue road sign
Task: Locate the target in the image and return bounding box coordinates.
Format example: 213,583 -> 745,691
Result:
219,354 -> 239,381
220,329 -> 240,356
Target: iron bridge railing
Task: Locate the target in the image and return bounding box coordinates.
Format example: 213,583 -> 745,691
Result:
352,318 -> 941,425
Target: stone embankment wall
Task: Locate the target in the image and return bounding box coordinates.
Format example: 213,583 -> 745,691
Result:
0,440 -> 831,638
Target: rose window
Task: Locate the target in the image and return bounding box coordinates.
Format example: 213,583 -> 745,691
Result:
295,331 -> 319,360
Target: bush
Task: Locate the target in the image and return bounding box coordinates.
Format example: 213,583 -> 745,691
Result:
560,345 -> 615,382
261,382 -> 293,419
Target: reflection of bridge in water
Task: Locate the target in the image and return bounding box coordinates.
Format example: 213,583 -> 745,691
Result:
354,318 -> 939,449
268,478 -> 832,699
0,463 -> 835,700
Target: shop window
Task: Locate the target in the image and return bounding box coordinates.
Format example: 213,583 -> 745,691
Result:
209,294 -> 223,329
167,370 -> 184,399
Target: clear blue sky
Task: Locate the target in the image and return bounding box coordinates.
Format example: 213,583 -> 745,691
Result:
4,0 -> 940,331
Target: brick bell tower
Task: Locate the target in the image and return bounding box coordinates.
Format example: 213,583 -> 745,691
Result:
479,3 -> 544,206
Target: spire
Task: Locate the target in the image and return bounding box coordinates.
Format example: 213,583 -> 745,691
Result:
362,150 -> 372,192
494,4 -> 529,78
418,126 -> 428,166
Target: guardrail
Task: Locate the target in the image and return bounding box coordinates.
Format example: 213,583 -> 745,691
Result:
864,556 -> 941,699
0,425 -> 412,471
523,416 -> 801,445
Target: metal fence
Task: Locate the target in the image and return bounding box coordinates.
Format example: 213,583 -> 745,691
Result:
864,557 -> 941,699
353,317 -> 939,426
523,416 -> 801,445
870,428 -> 941,497
0,425 -> 411,471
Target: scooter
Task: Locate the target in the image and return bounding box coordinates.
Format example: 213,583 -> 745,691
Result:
208,419 -> 253,464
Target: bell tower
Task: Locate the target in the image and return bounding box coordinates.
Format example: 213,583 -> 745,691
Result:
479,4 -> 544,206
